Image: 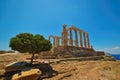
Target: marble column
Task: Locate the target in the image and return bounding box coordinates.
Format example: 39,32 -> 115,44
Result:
58,37 -> 60,46
55,36 -> 59,47
53,37 -> 55,47
83,32 -> 86,48
62,24 -> 68,46
80,31 -> 83,47
86,33 -> 90,48
75,30 -> 78,47
59,38 -> 62,46
70,29 -> 73,46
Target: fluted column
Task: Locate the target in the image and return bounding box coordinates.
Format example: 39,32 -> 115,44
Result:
53,37 -> 55,47
62,24 -> 68,46
59,38 -> 61,46
58,38 -> 60,46
75,30 -> 78,47
70,29 -> 73,46
83,32 -> 87,48
55,36 -> 59,47
80,31 -> 83,47
86,33 -> 90,48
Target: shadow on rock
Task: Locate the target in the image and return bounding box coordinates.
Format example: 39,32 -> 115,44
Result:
32,63 -> 58,79
4,63 -> 58,80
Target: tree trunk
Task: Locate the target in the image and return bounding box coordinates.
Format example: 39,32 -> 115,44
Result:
30,53 -> 35,64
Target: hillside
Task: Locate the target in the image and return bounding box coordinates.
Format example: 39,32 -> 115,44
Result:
0,53 -> 120,80
48,61 -> 120,80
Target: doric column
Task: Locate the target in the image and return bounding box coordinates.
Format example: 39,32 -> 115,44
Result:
62,24 -> 68,46
80,31 -> 83,47
55,36 -> 59,47
75,30 -> 78,47
86,33 -> 90,48
58,37 -> 60,46
70,29 -> 73,46
53,37 -> 55,47
83,32 -> 87,48
59,38 -> 62,46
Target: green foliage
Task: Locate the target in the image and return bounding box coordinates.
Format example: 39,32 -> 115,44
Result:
9,33 -> 52,53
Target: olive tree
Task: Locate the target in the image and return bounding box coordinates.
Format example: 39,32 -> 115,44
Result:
9,33 -> 52,64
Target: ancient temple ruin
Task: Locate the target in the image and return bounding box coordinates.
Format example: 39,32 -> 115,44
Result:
48,24 -> 104,57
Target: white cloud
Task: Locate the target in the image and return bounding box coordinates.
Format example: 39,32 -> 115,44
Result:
97,46 -> 120,54
104,46 -> 120,51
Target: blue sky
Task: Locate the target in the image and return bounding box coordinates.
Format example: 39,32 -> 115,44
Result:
0,0 -> 120,54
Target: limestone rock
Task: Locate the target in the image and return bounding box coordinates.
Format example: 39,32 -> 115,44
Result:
12,69 -> 41,80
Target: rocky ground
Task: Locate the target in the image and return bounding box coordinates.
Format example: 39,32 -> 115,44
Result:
0,53 -> 120,80
49,61 -> 120,80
